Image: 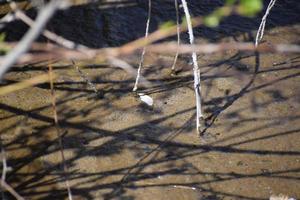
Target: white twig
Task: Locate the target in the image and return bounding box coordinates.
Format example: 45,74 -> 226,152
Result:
1,140 -> 24,200
0,12 -> 17,29
1,142 -> 7,200
171,0 -> 181,71
181,0 -> 203,132
255,0 -> 277,47
0,0 -> 63,79
108,57 -> 152,88
1,181 -> 25,200
1,148 -> 7,184
133,0 -> 152,92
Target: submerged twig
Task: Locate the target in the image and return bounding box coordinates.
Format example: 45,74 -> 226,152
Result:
133,0 -> 152,92
255,0 -> 277,47
181,0 -> 203,133
72,60 -> 101,96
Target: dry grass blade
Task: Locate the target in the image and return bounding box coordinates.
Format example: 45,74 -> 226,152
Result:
0,0 -> 64,79
0,73 -> 54,96
48,63 -> 73,200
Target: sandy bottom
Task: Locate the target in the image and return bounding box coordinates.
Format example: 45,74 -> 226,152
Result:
0,25 -> 299,200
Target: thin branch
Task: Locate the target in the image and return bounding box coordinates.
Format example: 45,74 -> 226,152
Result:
146,42 -> 300,54
10,2 -> 88,51
0,0 -> 64,79
133,0 -> 152,92
118,9 -> 204,58
1,139 -> 24,200
1,42 -> 299,66
72,60 -> 101,96
181,0 -> 203,133
1,139 -> 7,200
0,12 -> 17,29
0,181 -> 25,200
255,0 -> 277,47
107,56 -> 152,89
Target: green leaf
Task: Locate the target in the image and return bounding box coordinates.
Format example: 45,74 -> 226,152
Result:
0,33 -> 5,42
159,21 -> 175,30
238,0 -> 263,17
226,0 -> 236,5
204,15 -> 220,27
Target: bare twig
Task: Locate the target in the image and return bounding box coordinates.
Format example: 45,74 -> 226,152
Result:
107,57 -> 152,88
0,12 -> 17,29
0,0 -> 64,79
147,42 -> 300,54
1,181 -> 25,200
181,0 -> 203,133
118,11 -> 204,57
1,42 -> 299,66
255,0 -> 277,47
9,2 -> 88,51
133,0 -> 152,92
72,60 -> 100,95
1,140 -> 25,200
1,140 -> 7,200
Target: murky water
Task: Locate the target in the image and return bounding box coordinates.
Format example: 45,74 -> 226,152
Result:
0,1 -> 300,200
3,0 -> 300,47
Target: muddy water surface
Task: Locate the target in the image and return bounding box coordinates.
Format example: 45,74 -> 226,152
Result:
0,1 -> 300,200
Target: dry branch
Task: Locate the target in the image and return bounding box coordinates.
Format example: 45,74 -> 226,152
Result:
0,0 -> 65,79
181,0 -> 203,132
133,0 -> 152,92
255,0 -> 277,47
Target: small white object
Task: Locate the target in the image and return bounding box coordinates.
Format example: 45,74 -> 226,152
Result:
270,194 -> 297,200
138,93 -> 153,106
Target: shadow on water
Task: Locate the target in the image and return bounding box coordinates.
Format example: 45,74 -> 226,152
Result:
2,0 -> 300,47
0,0 -> 300,200
1,46 -> 300,199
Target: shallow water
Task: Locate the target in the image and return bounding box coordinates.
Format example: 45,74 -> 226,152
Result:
0,1 -> 300,200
